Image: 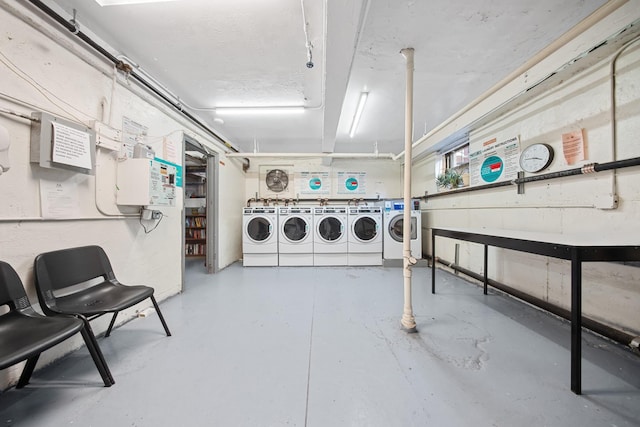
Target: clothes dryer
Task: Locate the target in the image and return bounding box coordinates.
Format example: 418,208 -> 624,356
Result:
383,209 -> 422,260
313,206 -> 348,266
242,207 -> 278,266
278,206 -> 313,266
347,206 -> 382,266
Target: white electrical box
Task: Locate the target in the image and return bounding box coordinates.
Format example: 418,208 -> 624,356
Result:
116,158 -> 176,207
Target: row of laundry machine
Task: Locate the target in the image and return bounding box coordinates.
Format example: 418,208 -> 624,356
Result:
242,200 -> 422,267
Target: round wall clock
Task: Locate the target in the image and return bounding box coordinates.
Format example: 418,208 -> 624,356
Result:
519,143 -> 554,173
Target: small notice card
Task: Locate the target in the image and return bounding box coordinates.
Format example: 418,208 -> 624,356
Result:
51,122 -> 92,170
562,129 -> 586,165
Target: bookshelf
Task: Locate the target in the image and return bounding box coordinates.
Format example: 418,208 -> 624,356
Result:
185,165 -> 207,258
185,208 -> 206,257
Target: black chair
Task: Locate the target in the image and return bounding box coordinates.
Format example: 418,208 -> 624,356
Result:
34,245 -> 171,342
0,261 -> 113,388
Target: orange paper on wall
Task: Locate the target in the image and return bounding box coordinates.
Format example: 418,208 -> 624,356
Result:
562,130 -> 585,165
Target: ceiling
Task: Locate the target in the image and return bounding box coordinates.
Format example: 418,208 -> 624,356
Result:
44,0 -> 608,155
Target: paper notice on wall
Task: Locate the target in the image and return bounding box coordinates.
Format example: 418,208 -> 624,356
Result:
336,171 -> 366,194
40,178 -> 80,219
162,137 -> 179,164
51,122 -> 92,170
469,136 -> 520,186
562,130 -> 585,165
121,116 -> 148,159
299,171 -> 330,195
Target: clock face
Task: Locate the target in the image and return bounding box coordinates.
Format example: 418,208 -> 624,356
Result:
519,143 -> 554,173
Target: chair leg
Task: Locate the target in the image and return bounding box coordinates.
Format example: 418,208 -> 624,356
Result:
80,319 -> 115,386
16,355 -> 40,388
150,296 -> 171,336
105,312 -> 118,337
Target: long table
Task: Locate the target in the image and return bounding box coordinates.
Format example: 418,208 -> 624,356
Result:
431,227 -> 640,395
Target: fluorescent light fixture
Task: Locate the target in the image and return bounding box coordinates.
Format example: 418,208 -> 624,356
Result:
349,92 -> 368,138
94,0 -> 179,6
215,107 -> 305,116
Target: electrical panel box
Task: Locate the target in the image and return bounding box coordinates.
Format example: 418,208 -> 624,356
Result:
30,112 -> 96,175
116,158 -> 176,207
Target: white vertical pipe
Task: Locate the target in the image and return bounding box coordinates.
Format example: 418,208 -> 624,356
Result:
400,48 -> 417,332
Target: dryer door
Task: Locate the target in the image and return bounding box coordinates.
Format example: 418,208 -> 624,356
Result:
388,215 -> 417,242
317,216 -> 344,242
246,216 -> 274,243
282,216 -> 309,243
352,216 -> 378,242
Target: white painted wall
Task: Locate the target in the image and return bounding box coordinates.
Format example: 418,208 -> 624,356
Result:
244,158 -> 402,203
0,3 -> 244,388
411,4 -> 640,336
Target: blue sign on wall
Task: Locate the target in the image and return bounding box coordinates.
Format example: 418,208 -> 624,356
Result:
345,177 -> 359,191
480,155 -> 503,183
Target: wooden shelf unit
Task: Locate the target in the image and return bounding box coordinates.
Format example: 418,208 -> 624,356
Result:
185,210 -> 206,257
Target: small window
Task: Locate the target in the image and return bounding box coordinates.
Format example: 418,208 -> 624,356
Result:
435,143 -> 470,188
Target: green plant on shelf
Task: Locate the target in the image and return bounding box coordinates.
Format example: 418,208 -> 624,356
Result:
435,169 -> 464,190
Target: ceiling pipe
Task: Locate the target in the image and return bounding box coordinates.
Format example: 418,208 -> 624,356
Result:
23,0 -> 238,153
400,47 -> 417,333
395,0 -> 629,161
225,152 -> 397,159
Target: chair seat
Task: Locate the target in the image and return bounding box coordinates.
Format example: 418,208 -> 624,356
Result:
0,311 -> 83,369
55,281 -> 154,315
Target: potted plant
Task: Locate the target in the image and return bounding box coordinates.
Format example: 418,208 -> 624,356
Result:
435,169 -> 463,190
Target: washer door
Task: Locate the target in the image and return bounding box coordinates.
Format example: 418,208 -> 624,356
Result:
352,216 -> 378,242
317,216 -> 344,242
246,216 -> 273,243
388,215 -> 417,242
282,216 -> 309,243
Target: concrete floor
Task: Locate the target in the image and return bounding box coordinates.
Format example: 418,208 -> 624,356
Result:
1,261 -> 639,426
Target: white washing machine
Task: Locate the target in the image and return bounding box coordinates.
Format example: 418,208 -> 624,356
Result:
313,206 -> 348,266
383,206 -> 422,260
347,206 -> 382,266
242,207 -> 278,266
278,206 -> 313,266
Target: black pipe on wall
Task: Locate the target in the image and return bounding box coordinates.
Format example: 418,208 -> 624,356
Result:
25,0 -> 236,152
425,156 -> 640,200
430,255 -> 639,351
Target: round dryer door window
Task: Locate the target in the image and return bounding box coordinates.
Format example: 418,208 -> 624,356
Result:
247,217 -> 272,242
317,217 -> 343,242
353,216 -> 378,242
283,217 -> 308,242
388,216 -> 417,242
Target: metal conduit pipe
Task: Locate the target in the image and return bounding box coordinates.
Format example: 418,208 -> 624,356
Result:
25,0 -> 236,152
245,197 -> 382,207
425,156 -> 640,200
226,152 -> 396,159
395,0 -> 629,161
431,255 -> 640,351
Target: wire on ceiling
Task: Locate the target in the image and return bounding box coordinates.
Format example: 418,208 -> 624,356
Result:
300,0 -> 314,69
23,0 -> 237,152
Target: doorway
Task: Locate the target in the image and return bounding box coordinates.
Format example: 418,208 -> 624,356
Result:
183,136 -> 219,275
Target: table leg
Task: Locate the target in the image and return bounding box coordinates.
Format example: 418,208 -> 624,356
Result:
484,244 -> 488,295
571,249 -> 582,394
431,232 -> 436,294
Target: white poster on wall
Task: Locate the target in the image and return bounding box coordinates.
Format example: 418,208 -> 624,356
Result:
121,116 -> 148,159
469,136 -> 520,186
40,177 -> 80,219
298,171 -> 331,195
51,122 -> 92,170
336,171 -> 367,194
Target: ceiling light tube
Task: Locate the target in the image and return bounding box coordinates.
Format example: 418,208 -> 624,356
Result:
215,107 -> 305,115
349,92 -> 368,138
94,0 -> 179,6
